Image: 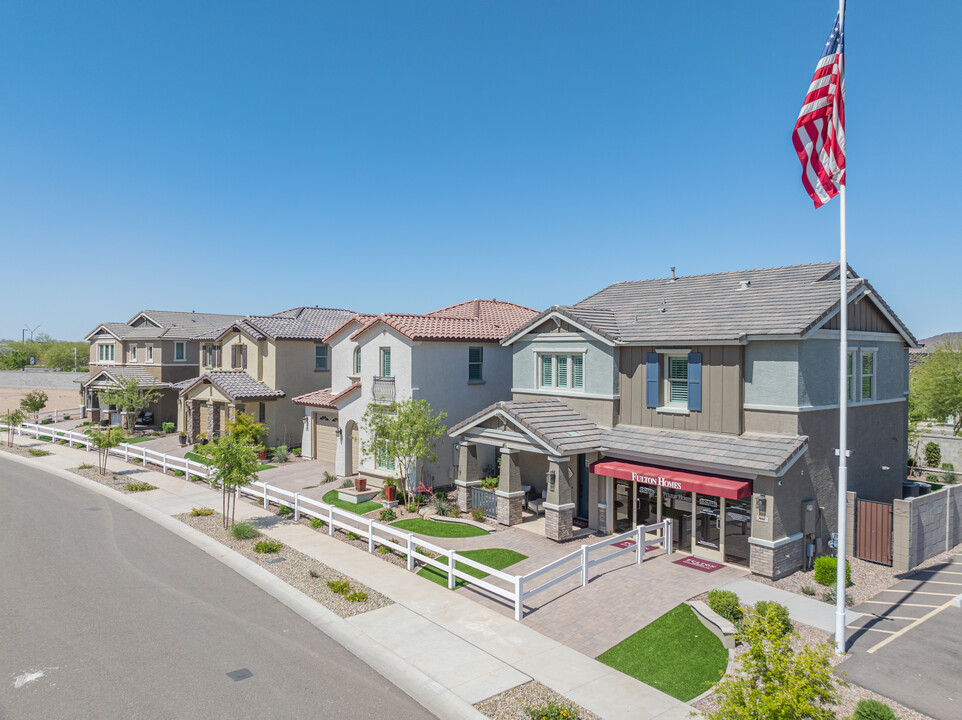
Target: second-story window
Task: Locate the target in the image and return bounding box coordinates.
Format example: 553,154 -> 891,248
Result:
380,348 -> 392,377
130,345 -> 137,362
353,346 -> 361,375
666,356 -> 689,406
315,344 -> 329,371
538,353 -> 584,391
146,344 -> 153,363
860,350 -> 876,400
174,342 -> 185,361
468,347 -> 483,382
202,344 -> 219,368
231,344 -> 247,370
98,343 -> 115,362
846,351 -> 854,402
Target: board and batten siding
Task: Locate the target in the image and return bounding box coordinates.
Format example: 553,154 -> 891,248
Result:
619,345 -> 743,434
823,298 -> 898,334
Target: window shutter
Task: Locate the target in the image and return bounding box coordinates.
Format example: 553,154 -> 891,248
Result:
541,355 -> 553,387
687,352 -> 702,412
557,356 -> 568,388
231,346 -> 237,368
215,346 -> 222,367
645,353 -> 659,408
241,345 -> 248,369
572,355 -> 584,389
382,349 -> 391,377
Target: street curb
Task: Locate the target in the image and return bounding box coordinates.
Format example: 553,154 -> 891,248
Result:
1,450 -> 486,720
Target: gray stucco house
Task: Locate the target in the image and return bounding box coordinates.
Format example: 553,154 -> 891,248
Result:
450,262 -> 917,579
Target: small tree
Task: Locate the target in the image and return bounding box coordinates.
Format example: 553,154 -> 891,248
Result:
911,337 -> 962,435
706,609 -> 842,720
923,441 -> 942,469
360,398 -> 447,507
0,347 -> 28,370
227,411 -> 268,448
20,390 -> 48,418
86,426 -> 126,474
99,377 -> 163,431
1,409 -> 26,447
197,434 -> 260,528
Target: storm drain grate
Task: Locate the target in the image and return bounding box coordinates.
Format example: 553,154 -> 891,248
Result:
226,668 -> 253,681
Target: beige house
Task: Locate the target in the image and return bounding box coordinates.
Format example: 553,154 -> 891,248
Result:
175,306 -> 355,447
81,310 -> 246,425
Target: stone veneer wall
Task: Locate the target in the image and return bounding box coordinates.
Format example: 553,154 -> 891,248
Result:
750,537 -> 804,579
545,507 -> 573,541
893,484 -> 962,571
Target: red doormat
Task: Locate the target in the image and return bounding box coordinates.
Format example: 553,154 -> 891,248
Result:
611,539 -> 660,551
673,556 -> 726,573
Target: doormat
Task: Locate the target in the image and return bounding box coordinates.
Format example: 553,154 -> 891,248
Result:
573,517 -> 589,529
673,556 -> 726,573
611,539 -> 660,552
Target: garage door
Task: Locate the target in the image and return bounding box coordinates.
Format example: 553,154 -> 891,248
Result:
314,415 -> 337,463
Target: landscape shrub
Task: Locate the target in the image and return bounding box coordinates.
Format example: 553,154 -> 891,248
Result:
190,507 -> 214,516
480,476 -> 499,490
79,463 -> 94,470
471,508 -> 485,523
28,448 -> 51,457
377,544 -> 392,555
173,469 -> 185,476
322,471 -> 337,483
821,587 -> 853,606
345,531 -> 361,541
231,522 -> 260,540
801,585 -> 816,596
852,699 -> 897,720
340,478 -> 355,489
431,492 -> 452,516
124,481 -> 155,492
308,568 -> 320,579
277,504 -> 293,515
309,518 -> 326,529
253,539 -> 283,553
524,700 -> 577,720
162,422 -> 175,433
379,508 -> 397,522
445,506 -> 462,518
814,556 -> 852,587
346,590 -> 368,602
707,589 -> 743,624
327,579 -> 350,595
753,601 -> 791,637
271,445 -> 290,463
925,473 -> 941,484
924,441 -> 942,468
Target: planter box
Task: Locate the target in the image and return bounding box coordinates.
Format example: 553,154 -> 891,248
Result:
337,487 -> 380,505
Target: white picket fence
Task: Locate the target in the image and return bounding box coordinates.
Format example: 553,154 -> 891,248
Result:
27,406 -> 85,423
1,418 -> 674,621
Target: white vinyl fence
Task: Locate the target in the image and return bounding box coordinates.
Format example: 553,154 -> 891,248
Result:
28,406 -> 84,423
2,418 -> 674,621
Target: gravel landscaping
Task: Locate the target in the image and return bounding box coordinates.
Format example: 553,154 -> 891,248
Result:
475,681 -> 601,720
177,511 -> 392,618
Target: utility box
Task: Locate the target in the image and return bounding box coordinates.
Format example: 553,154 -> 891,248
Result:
801,500 -> 817,536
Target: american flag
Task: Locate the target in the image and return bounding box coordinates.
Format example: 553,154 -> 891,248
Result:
793,12 -> 846,208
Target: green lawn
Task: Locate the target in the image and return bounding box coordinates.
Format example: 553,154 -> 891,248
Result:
391,517 -> 488,538
186,451 -> 273,472
122,435 -> 155,444
596,604 -> 728,701
417,548 -> 527,589
322,489 -> 382,515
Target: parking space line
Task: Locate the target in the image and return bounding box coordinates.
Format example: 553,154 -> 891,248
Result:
913,570 -> 962,575
876,590 -> 957,596
859,600 -> 939,608
913,580 -> 962,586
847,625 -> 897,633
866,601 -> 953,654
865,614 -> 918,620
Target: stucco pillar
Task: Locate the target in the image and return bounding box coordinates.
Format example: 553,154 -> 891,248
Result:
496,448 -> 524,526
455,442 -> 481,512
545,455 -> 574,541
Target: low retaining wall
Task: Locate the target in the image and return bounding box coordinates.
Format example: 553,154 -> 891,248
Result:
893,484 -> 962,571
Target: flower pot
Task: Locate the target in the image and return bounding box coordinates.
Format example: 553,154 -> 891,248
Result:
384,485 -> 397,502
257,449 -> 267,461
178,434 -> 187,447
354,477 -> 367,492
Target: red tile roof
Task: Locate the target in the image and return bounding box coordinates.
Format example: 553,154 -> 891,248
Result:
322,314 -> 377,344
293,382 -> 361,408
349,300 -> 538,343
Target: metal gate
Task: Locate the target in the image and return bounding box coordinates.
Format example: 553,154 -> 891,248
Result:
856,499 -> 893,566
471,487 -> 497,519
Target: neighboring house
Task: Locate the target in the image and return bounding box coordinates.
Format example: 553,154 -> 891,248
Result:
81,310 -> 246,425
293,300 -> 539,487
449,263 -> 917,579
174,307 -> 355,447
908,331 -> 961,370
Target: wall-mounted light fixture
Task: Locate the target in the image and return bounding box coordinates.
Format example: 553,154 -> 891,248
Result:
546,470 -> 556,490
335,425 -> 343,439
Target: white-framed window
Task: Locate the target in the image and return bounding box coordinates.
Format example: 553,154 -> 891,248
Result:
98,343 -> 115,362
130,345 -> 137,362
860,350 -> 876,400
174,342 -> 186,362
146,344 -> 153,363
666,355 -> 689,406
846,351 -> 854,402
314,344 -> 329,371
380,347 -> 392,377
538,353 -> 584,391
353,346 -> 362,375
376,440 -> 393,470
468,346 -> 483,382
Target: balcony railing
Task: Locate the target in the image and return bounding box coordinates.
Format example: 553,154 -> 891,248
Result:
372,376 -> 395,404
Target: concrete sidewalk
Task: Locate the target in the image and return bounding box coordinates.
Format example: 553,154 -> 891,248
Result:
4,435 -> 696,720
718,577 -> 863,633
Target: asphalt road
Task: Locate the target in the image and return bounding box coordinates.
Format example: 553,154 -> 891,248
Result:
0,455 -> 436,720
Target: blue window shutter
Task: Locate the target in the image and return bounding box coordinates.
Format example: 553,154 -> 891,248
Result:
687,352 -> 702,412
645,353 -> 659,408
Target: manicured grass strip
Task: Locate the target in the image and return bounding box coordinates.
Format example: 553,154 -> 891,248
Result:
322,489 -> 382,515
417,548 -> 527,589
122,435 -> 155,444
391,517 -> 488,538
596,604 -> 727,701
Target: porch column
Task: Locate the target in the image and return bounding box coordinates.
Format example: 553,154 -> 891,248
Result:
206,400 -> 215,437
496,448 -> 524,526
545,455 -> 574,541
226,403 -> 238,427
455,441 -> 480,512
187,400 -> 200,442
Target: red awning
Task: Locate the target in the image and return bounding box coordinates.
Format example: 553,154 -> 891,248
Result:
589,458 -> 752,500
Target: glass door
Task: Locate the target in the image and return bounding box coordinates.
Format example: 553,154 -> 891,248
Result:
614,480 -> 633,533
724,498 -> 752,566
693,493 -> 724,562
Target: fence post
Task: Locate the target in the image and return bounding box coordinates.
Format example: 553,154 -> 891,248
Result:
448,550 -> 456,590
185,463 -> 191,481
263,483 -> 269,510
666,519 -> 673,555
636,524 -> 645,564
142,447 -> 147,465
162,455 -> 167,473
368,519 -> 375,553
407,534 -> 415,571
328,505 -> 334,535
581,544 -> 589,587
35,425 -> 39,439
515,576 -> 524,621
293,493 -> 300,522
124,444 -> 129,462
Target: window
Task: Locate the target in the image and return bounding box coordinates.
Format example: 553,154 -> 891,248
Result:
860,350 -> 876,400
258,402 -> 266,423
353,346 -> 361,375
538,353 -> 585,391
666,356 -> 689,406
468,347 -> 483,382
315,344 -> 329,371
380,348 -> 392,377
98,344 -> 115,362
175,342 -> 185,361
376,441 -> 393,470
846,351 -> 854,402
202,344 -> 218,368
231,344 -> 248,369
130,345 -> 137,362
146,344 -> 153,363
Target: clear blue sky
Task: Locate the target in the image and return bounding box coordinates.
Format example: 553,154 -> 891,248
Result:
2,1 -> 959,341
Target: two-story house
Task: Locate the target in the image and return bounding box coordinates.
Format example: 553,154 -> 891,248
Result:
174,307 -> 355,447
81,310 -> 246,425
449,263 -> 917,579
293,300 -> 538,486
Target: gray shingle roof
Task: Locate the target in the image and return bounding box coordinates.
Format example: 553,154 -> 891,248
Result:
88,310 -> 247,341
197,307 -> 357,342
178,371 -> 285,401
82,367 -> 170,389
450,399 -> 806,476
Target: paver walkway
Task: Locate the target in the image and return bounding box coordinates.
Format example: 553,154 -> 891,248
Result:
5,433 -> 700,719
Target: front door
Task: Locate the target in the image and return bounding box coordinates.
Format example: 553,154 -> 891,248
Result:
576,454 -> 590,521
614,480 -> 634,533
692,493 -> 724,562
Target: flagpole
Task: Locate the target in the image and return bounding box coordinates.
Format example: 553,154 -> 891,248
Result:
834,0 -> 848,655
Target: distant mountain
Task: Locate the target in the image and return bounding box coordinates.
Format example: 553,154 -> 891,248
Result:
918,332 -> 961,348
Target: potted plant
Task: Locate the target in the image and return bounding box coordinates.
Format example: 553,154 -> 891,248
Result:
257,446 -> 268,461
382,477 -> 398,502
178,431 -> 187,447
354,476 -> 368,492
